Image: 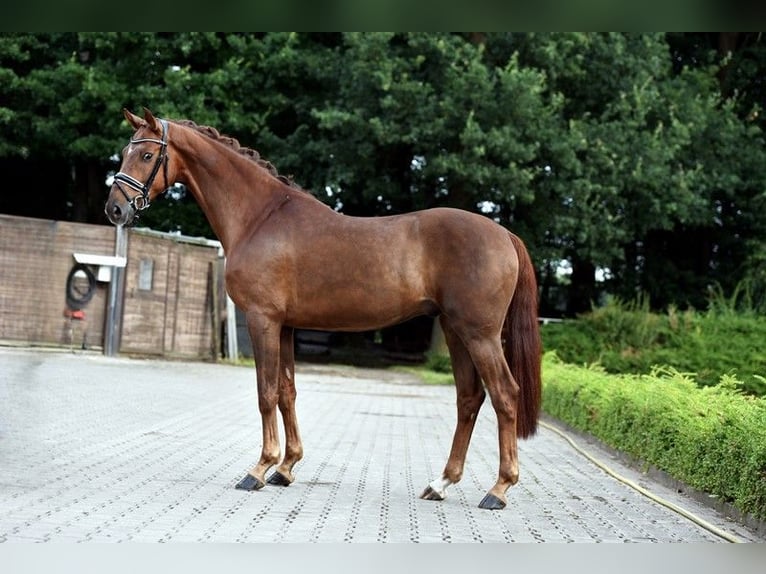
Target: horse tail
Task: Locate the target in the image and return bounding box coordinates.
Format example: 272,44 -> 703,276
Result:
504,232 -> 542,439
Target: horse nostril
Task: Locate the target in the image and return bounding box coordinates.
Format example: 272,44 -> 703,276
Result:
111,204 -> 122,219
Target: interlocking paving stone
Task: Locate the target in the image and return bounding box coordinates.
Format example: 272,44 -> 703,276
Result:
0,347 -> 762,543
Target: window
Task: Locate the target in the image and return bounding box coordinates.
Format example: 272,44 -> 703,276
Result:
138,258 -> 154,291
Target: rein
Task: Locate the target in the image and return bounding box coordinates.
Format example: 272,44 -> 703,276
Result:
113,118 -> 170,213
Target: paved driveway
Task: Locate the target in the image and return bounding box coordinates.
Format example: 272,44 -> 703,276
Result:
0,347 -> 761,542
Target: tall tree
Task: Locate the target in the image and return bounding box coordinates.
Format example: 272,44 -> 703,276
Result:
513,33 -> 766,313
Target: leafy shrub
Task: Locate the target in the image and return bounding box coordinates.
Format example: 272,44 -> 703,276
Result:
541,297 -> 766,396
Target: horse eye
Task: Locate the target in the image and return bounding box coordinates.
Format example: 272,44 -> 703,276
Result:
142,152 -> 153,161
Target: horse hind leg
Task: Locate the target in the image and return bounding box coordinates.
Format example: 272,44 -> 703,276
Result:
266,326 -> 304,487
421,318 -> 486,502
465,336 -> 520,510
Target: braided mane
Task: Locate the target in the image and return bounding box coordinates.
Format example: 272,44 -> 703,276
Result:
174,119 -> 299,189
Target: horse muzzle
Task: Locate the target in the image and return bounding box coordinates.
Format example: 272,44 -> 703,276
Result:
105,194 -> 137,226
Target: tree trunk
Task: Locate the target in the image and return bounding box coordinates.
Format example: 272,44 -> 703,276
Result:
567,258 -> 596,315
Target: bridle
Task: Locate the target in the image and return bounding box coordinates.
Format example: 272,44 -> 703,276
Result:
113,118 -> 170,213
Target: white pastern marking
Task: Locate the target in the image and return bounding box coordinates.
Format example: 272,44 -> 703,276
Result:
428,476 -> 452,499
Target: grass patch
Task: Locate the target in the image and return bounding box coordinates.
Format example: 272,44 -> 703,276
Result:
397,365 -> 455,385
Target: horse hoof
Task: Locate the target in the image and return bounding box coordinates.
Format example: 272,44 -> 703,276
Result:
235,474 -> 265,491
266,471 -> 292,487
478,493 -> 506,510
420,486 -> 446,501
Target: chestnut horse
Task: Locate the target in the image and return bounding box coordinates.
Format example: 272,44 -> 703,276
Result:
105,108 -> 542,510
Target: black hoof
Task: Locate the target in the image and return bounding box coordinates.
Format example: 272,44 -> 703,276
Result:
420,486 -> 446,501
478,493 -> 506,510
266,471 -> 292,487
235,474 -> 265,491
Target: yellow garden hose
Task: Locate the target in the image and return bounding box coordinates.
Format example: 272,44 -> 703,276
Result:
538,419 -> 743,543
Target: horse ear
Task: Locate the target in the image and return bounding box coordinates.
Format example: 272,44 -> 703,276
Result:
123,108 -> 144,130
142,107 -> 162,134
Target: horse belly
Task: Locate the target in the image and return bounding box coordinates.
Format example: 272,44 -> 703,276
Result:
288,271 -> 434,332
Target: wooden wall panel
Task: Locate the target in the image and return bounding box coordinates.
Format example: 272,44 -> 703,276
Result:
1,215 -> 224,360
0,214 -> 113,349
172,244 -> 215,358
120,229 -> 222,359
120,233 -> 170,355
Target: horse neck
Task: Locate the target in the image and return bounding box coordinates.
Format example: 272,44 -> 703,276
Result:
173,129 -> 287,252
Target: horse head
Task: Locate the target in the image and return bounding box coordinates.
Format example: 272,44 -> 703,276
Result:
105,108 -> 171,226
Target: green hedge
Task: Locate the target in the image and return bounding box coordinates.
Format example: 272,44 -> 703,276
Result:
541,353 -> 766,521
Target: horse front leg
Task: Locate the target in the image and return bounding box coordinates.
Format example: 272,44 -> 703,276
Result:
266,326 -> 304,486
236,313 -> 282,491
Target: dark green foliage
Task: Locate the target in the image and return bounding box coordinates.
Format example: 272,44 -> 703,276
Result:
541,297 -> 766,396
542,355 -> 766,521
2,33 -> 766,317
